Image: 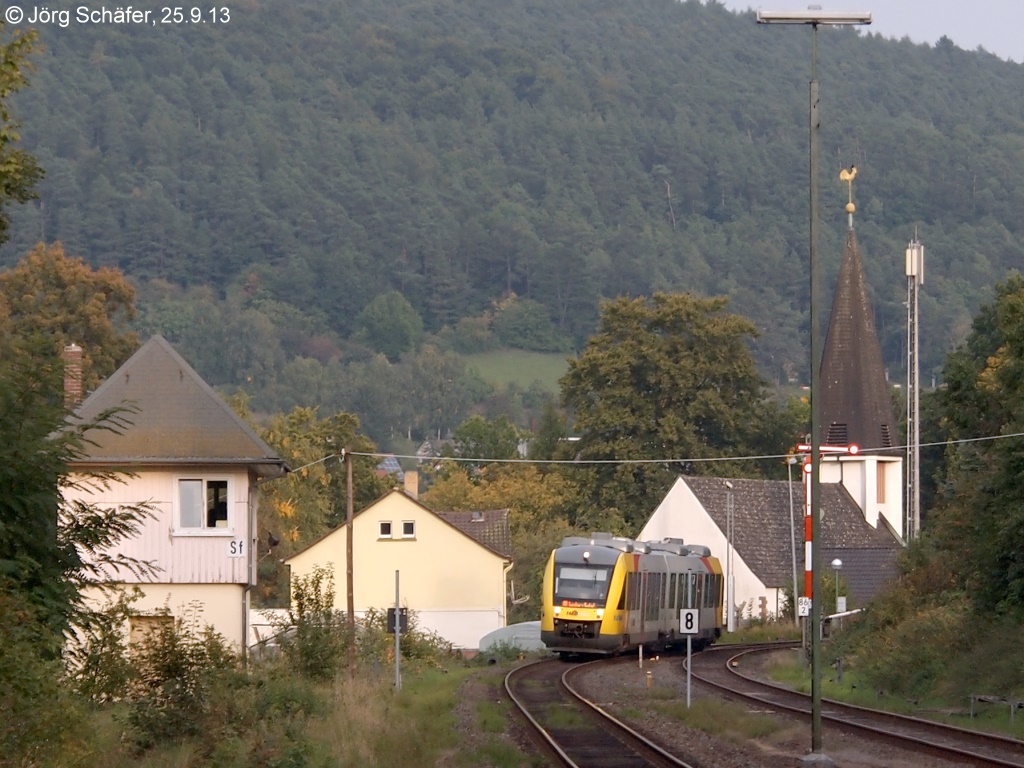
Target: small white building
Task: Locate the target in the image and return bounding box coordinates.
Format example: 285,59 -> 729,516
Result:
285,489 -> 512,650
64,336 -> 288,649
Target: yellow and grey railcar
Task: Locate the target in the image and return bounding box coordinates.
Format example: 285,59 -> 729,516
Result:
540,533 -> 723,657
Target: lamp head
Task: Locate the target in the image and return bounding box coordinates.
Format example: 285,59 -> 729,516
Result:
756,10 -> 872,25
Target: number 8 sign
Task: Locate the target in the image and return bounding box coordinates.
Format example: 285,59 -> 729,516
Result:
679,608 -> 699,634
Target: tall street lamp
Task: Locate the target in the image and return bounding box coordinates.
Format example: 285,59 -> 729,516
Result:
724,480 -> 735,633
756,9 -> 871,764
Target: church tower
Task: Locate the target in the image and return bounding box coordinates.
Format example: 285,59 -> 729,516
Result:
819,168 -> 898,452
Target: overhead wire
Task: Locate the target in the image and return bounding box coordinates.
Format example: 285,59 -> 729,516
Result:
331,429 -> 1024,467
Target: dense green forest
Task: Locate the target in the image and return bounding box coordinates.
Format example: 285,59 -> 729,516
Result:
3,0 -> 1024,446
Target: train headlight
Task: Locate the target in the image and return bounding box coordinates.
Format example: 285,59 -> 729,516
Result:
553,606 -> 561,616
596,609 -> 604,620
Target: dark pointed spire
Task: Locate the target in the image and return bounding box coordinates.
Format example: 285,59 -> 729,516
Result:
818,229 -> 897,452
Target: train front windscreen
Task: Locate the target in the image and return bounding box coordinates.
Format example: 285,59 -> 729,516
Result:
554,564 -> 610,605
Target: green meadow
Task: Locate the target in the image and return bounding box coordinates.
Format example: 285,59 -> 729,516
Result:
462,350 -> 571,394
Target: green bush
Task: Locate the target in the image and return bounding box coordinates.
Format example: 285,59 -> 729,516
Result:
274,565 -> 352,681
123,605 -> 244,750
358,607 -> 455,664
64,588 -> 141,703
451,315 -> 498,353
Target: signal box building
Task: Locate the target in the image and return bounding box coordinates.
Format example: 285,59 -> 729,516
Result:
64,335 -> 288,649
284,489 -> 512,650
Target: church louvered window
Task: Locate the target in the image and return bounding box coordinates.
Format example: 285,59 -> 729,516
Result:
880,424 -> 893,448
826,423 -> 848,445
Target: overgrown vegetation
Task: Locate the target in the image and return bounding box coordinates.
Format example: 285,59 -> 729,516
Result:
1,554 -> 507,768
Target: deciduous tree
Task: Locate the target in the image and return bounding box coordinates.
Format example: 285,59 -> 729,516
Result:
249,403 -> 391,606
0,338 -> 154,648
560,292 -> 782,529
422,463 -> 581,622
0,242 -> 137,387
930,273 -> 1024,614
0,23 -> 42,246
447,414 -> 521,463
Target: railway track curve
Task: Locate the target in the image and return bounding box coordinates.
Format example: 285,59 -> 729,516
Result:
689,643 -> 1024,768
504,657 -> 701,768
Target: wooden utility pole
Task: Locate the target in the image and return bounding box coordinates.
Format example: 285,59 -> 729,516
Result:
345,449 -> 355,677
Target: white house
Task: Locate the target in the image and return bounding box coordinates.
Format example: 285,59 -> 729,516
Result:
64,336 -> 288,649
285,488 -> 513,650
639,472 -> 903,624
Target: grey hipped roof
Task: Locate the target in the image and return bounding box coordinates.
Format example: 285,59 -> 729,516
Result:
69,335 -> 287,475
819,229 -> 899,452
683,475 -> 902,605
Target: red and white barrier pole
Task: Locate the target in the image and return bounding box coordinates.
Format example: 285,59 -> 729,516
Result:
795,443 -> 859,602
803,456 -> 813,599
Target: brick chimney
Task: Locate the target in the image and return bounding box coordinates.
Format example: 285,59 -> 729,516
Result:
63,343 -> 83,409
403,470 -> 419,500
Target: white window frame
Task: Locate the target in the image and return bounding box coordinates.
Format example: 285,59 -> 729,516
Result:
173,475 -> 233,536
401,520 -> 416,539
378,521 -> 393,539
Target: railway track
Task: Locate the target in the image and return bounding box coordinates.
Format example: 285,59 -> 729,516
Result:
689,643 -> 1024,768
504,657 -> 701,768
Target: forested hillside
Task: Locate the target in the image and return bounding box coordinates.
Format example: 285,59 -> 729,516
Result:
3,0 -> 1024,444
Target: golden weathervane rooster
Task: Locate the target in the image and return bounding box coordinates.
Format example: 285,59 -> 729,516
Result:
839,164 -> 857,215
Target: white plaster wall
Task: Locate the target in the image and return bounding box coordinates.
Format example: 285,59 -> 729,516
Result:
66,467 -> 254,584
82,582 -> 247,649
828,455 -> 904,538
638,479 -> 783,625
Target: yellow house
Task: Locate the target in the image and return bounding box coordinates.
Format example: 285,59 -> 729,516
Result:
285,489 -> 512,650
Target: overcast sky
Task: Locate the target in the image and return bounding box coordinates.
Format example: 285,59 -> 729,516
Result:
715,0 -> 1024,63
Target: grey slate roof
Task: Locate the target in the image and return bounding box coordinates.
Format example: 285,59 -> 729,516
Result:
819,229 -> 899,453
683,475 -> 902,605
437,508 -> 513,560
376,455 -> 405,480
70,335 -> 287,474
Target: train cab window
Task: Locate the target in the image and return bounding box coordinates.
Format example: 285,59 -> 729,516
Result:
554,565 -> 611,603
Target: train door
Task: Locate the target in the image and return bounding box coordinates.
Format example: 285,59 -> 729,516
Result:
638,572 -> 648,635
625,570 -> 643,637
